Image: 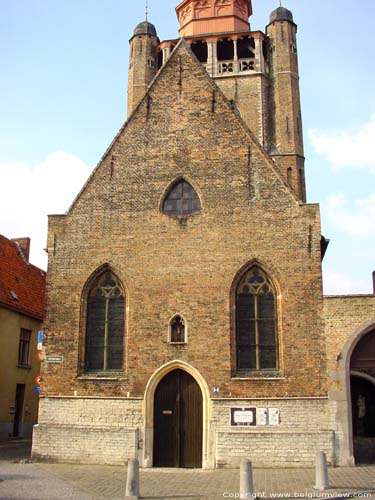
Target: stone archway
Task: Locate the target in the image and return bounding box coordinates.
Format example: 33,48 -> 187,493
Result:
336,319 -> 375,465
142,360 -> 212,469
350,330 -> 375,463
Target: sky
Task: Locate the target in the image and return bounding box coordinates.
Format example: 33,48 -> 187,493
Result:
0,0 -> 374,295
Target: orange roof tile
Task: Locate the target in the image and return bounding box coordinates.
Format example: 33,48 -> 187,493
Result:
0,234 -> 46,320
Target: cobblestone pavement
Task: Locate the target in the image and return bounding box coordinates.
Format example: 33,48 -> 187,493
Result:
0,440 -> 375,500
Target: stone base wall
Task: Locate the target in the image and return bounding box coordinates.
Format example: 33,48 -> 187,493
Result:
32,424 -> 139,465
212,398 -> 337,467
32,396 -> 340,467
32,397 -> 143,465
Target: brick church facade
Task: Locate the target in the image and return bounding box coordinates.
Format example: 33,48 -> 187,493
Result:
32,0 -> 375,467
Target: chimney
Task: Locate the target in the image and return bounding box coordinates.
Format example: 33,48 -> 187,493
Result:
12,237 -> 31,262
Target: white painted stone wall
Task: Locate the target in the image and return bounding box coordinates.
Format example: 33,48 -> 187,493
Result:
32,396 -> 341,467
212,398 -> 338,467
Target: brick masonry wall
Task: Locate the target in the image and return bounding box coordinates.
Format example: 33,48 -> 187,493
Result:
41,42 -> 326,403
324,295 -> 375,381
215,74 -> 271,148
324,295 -> 375,465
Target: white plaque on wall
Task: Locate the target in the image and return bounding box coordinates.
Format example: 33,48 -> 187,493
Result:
256,408 -> 269,426
269,408 -> 280,426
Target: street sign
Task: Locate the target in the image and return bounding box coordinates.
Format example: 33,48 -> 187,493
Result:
37,342 -> 43,351
36,350 -> 44,362
35,374 -> 42,386
46,355 -> 64,364
38,330 -> 44,343
34,386 -> 41,395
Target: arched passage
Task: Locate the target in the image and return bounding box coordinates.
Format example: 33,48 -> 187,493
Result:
143,360 -> 212,469
336,319 -> 375,465
350,329 -> 375,463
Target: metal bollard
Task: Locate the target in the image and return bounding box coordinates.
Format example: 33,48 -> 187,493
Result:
314,451 -> 329,490
240,459 -> 254,499
125,458 -> 140,500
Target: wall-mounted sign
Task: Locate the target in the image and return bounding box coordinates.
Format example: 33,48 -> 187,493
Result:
46,355 -> 64,364
34,386 -> 41,395
256,408 -> 269,426
230,407 -> 256,426
269,408 -> 281,426
38,330 -> 44,344
230,407 -> 280,427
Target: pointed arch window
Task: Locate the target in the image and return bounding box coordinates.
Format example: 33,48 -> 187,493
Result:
236,266 -> 278,372
162,179 -> 201,216
85,270 -> 125,371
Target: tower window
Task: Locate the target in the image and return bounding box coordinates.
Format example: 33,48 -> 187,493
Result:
236,267 -> 278,372
169,315 -> 186,344
162,179 -> 201,217
217,39 -> 234,61
85,270 -> 125,371
191,41 -> 208,63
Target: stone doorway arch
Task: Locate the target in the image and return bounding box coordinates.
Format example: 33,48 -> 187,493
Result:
336,319 -> 375,465
142,360 -> 212,469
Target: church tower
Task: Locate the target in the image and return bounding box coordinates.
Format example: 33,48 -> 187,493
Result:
152,0 -> 306,201
267,7 -> 306,201
127,18 -> 159,116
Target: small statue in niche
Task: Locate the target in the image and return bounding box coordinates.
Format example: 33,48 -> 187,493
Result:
357,394 -> 366,435
171,315 -> 185,343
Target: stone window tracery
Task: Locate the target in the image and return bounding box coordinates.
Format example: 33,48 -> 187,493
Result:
85,270 -> 125,371
162,179 -> 201,217
236,266 -> 278,372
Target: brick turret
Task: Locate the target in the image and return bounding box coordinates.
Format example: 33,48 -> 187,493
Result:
266,7 -> 306,201
127,19 -> 159,116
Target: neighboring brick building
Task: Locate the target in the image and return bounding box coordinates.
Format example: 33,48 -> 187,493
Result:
32,0 -> 375,467
0,235 -> 46,438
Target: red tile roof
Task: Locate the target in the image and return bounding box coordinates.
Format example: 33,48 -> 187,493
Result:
0,234 -> 46,320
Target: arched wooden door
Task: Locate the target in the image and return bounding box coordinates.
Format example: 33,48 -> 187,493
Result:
153,369 -> 203,468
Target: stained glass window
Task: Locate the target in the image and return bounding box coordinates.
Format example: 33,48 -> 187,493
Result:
236,267 -> 278,371
85,271 -> 125,371
163,179 -> 201,216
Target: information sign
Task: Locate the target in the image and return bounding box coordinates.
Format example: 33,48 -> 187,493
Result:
38,330 -> 44,343
256,408 -> 269,426
46,355 -> 64,364
269,408 -> 281,426
230,407 -> 256,426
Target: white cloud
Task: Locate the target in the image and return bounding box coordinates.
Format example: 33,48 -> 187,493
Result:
323,270 -> 370,295
0,151 -> 92,270
309,114 -> 375,173
325,193 -> 375,236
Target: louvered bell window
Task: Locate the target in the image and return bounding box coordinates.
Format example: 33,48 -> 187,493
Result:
85,271 -> 124,371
